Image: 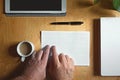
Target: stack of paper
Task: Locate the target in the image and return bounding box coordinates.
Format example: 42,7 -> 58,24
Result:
101,17 -> 120,76
41,31 -> 90,66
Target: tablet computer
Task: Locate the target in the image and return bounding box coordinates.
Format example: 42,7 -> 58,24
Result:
5,0 -> 66,16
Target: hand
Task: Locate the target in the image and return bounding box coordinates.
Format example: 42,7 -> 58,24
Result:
21,45 -> 50,80
47,46 -> 75,80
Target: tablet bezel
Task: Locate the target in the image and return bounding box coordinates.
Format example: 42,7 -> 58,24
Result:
5,0 -> 66,14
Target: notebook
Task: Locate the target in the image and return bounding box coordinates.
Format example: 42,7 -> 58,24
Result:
101,17 -> 120,76
41,31 -> 90,66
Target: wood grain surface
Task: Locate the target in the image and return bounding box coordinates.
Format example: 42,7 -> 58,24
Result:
0,0 -> 120,80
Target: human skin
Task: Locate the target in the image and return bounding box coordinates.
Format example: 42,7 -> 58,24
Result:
13,45 -> 50,80
47,46 -> 75,80
13,45 -> 74,80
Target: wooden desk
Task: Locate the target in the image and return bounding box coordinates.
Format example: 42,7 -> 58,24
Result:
0,0 -> 120,80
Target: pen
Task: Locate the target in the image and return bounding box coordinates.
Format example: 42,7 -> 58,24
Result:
50,21 -> 83,25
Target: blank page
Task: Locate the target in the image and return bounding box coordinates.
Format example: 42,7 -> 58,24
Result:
101,17 -> 120,76
41,31 -> 90,66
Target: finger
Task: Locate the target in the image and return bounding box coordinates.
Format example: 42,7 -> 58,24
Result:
69,58 -> 75,70
31,51 -> 36,59
51,46 -> 59,64
25,51 -> 36,64
70,58 -> 74,64
42,45 -> 50,64
59,53 -> 67,66
35,50 -> 43,61
65,56 -> 74,70
65,55 -> 74,64
65,55 -> 70,62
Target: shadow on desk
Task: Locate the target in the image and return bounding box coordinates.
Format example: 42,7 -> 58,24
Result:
8,43 -> 19,57
0,43 -> 26,80
0,63 -> 25,80
93,19 -> 101,76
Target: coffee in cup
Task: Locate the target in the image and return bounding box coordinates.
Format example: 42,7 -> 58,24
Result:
17,41 -> 34,62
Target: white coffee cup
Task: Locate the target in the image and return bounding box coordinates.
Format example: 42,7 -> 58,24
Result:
17,41 -> 34,62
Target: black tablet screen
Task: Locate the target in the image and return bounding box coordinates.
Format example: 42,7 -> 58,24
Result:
10,0 -> 61,11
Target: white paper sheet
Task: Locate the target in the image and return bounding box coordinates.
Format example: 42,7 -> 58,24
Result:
101,17 -> 120,76
41,31 -> 90,66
